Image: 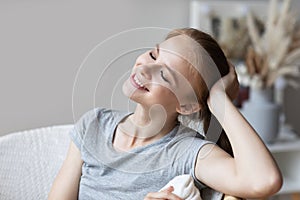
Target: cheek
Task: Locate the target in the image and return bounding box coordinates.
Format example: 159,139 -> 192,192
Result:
152,86 -> 179,105
135,52 -> 151,66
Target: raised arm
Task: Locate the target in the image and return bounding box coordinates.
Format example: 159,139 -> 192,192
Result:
48,141 -> 83,200
195,64 -> 282,198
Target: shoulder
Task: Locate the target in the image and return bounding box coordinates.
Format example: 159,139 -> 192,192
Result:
79,107 -> 111,121
77,107 -> 128,126
173,124 -> 209,145
169,124 -> 214,158
70,108 -> 128,144
168,125 -> 214,177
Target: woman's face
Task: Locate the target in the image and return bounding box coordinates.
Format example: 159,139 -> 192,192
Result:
122,35 -> 199,114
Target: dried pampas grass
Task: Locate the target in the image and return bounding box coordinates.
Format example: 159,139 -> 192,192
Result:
245,0 -> 300,89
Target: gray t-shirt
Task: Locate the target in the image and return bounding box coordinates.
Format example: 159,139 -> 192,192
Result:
70,107 -> 213,200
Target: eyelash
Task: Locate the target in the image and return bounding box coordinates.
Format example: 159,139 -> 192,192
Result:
160,70 -> 169,82
149,52 -> 156,60
149,51 -> 168,82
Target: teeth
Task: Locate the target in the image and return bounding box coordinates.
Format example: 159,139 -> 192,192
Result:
134,75 -> 144,87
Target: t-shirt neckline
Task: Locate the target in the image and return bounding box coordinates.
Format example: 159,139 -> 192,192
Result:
109,111 -> 179,154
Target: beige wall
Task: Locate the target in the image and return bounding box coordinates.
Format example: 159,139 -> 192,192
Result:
0,0 -> 299,136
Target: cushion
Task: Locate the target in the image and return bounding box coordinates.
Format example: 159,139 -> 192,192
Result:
0,125 -> 72,199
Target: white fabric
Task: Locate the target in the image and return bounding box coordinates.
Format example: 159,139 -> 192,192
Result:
160,174 -> 202,200
0,125 -> 73,200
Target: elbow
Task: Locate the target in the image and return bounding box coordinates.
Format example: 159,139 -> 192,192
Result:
250,171 -> 283,198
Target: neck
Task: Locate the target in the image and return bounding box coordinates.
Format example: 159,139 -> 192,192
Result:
117,104 -> 178,148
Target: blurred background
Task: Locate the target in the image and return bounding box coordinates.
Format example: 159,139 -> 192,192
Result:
0,0 -> 299,137
1,1 -> 300,199
0,0 -> 190,135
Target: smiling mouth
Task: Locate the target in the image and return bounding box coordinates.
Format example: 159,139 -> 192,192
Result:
130,74 -> 149,91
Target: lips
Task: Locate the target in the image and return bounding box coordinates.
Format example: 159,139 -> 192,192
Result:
130,74 -> 149,91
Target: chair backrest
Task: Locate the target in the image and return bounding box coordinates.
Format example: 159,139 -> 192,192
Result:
0,125 -> 72,199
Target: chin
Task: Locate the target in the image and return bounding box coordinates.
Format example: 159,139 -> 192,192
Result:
122,79 -> 139,101
122,79 -> 132,98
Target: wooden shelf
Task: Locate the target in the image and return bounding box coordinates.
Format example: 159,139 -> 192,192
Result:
279,178 -> 300,194
268,138 -> 300,153
266,125 -> 300,195
267,125 -> 300,153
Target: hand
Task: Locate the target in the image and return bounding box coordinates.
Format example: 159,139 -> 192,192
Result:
207,62 -> 239,110
144,186 -> 183,200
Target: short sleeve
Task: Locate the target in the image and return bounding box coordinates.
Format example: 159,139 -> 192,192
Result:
69,108 -> 102,151
191,139 -> 215,190
193,148 -> 228,200
170,126 -> 215,190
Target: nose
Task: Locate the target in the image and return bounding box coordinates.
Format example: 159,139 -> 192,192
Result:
136,51 -> 154,66
137,65 -> 152,80
135,51 -> 156,80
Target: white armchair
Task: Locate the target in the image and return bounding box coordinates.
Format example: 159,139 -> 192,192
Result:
0,125 -> 73,199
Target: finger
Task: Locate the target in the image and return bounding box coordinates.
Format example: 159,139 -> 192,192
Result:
145,186 -> 175,200
226,65 -> 239,87
227,60 -> 235,71
161,186 -> 174,193
227,61 -> 238,77
146,190 -> 182,200
144,197 -> 165,200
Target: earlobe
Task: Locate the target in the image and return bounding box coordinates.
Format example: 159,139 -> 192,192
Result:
176,103 -> 201,115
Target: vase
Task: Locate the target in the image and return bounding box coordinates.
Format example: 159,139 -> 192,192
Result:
240,87 -> 280,143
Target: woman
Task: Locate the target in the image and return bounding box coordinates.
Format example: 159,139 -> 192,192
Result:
48,28 -> 282,200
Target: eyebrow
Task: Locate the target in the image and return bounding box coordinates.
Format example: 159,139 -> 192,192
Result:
156,44 -> 160,55
156,44 -> 178,86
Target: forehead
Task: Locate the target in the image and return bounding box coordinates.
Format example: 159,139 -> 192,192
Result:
159,35 -> 200,77
159,36 -> 201,101
160,35 -> 197,61
159,34 -> 220,89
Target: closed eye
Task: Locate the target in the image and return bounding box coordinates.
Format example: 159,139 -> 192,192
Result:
149,51 -> 156,60
160,70 -> 169,82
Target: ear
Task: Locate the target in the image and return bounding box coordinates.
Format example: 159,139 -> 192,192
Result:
176,103 -> 201,115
